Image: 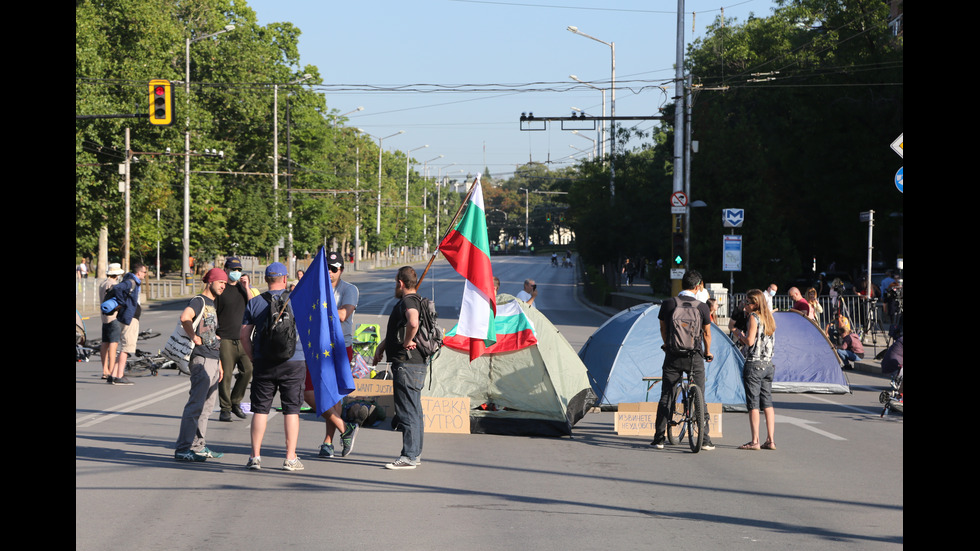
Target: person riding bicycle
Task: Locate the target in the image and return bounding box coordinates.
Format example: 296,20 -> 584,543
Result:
650,270 -> 715,451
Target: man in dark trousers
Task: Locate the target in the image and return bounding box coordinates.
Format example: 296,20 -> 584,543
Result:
372,266 -> 426,470
650,270 -> 716,451
216,257 -> 253,422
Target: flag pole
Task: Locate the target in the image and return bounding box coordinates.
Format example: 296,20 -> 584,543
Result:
417,176 -> 480,289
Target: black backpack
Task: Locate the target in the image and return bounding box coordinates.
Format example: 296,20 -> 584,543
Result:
666,296 -> 703,355
403,294 -> 442,359
258,291 -> 297,365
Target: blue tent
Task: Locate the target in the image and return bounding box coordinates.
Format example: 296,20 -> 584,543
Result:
578,303 -> 747,411
771,311 -> 850,394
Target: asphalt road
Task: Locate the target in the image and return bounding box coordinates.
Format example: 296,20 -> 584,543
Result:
76,255 -> 902,550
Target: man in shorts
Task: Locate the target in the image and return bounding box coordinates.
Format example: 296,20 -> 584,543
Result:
305,251 -> 360,459
110,262 -> 147,386
242,262 -> 306,472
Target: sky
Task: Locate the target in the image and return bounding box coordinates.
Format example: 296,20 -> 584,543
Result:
246,0 -> 777,181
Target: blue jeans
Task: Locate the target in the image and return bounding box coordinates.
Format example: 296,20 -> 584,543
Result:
393,362 -> 427,462
837,349 -> 859,366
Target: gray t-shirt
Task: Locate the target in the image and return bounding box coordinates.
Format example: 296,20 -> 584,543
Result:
334,278 -> 359,344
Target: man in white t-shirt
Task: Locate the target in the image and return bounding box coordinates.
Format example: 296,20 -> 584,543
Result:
516,279 -> 537,307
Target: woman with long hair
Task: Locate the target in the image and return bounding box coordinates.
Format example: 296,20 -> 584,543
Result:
805,287 -> 822,324
732,289 -> 777,450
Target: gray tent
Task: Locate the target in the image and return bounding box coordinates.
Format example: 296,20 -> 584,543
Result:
423,295 -> 595,436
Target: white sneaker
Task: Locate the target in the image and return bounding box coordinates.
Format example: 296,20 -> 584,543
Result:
385,458 -> 417,470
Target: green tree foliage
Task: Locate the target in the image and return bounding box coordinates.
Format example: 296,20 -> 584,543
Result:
686,0 -> 903,287
76,0 -> 429,268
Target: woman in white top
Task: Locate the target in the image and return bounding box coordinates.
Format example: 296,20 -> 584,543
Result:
732,288 -> 777,451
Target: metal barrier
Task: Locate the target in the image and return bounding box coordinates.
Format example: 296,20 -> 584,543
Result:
729,292 -> 891,332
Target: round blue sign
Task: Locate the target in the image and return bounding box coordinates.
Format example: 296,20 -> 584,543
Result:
895,166 -> 903,193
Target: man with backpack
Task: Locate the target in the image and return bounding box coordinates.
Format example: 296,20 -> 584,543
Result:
174,268 -> 227,462
241,262 -> 306,472
109,262 -> 147,386
372,266 -> 431,470
651,270 -> 716,450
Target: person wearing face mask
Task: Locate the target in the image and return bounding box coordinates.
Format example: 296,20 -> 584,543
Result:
763,283 -> 778,312
216,256 -> 254,422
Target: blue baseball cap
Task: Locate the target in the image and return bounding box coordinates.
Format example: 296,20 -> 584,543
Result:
265,262 -> 288,278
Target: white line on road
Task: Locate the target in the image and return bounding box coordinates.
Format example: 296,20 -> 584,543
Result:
76,382 -> 191,428
778,415 -> 847,441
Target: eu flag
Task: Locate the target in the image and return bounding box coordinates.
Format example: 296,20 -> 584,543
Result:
291,248 -> 355,417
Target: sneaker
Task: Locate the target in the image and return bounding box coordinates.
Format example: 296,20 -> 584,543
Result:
340,423 -> 359,457
319,443 -> 335,458
283,458 -> 305,471
385,458 -> 417,470
113,376 -> 134,386
219,410 -> 232,422
702,439 -> 716,451
106,376 -> 114,384
246,457 -> 261,470
232,404 -> 247,419
175,450 -> 207,462
199,447 -> 224,459
650,438 -> 665,449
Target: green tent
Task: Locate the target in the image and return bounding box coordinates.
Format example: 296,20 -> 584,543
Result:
423,295 -> 596,436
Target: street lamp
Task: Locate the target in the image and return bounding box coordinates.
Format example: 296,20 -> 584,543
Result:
283,74 -> 314,276
364,130 -> 404,235
404,144 -> 429,245
567,25 -> 615,201
421,154 -> 444,252
571,130 -> 597,160
183,24 -> 234,291
570,75 -> 606,158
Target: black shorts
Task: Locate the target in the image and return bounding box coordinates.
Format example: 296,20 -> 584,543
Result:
249,360 -> 306,415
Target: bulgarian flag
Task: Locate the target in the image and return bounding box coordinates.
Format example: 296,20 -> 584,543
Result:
444,300 -> 537,354
439,175 -> 497,361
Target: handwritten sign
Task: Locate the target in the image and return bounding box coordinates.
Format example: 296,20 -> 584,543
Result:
421,396 -> 470,434
350,378 -> 393,397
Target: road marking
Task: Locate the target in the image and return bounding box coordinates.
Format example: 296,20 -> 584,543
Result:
76,382 -> 191,428
777,415 -> 847,441
804,392 -> 882,415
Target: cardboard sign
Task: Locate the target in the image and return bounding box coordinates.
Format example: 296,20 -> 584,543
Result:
347,378 -> 395,419
421,396 -> 471,434
615,402 -> 723,438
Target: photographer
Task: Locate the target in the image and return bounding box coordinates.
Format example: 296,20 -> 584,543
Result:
516,278 -> 538,308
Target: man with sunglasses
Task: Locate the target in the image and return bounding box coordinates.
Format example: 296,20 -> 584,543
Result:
303,251 -> 360,458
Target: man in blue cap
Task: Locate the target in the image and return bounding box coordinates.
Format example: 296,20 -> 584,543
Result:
241,262 -> 306,472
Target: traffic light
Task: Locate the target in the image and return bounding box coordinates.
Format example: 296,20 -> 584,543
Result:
672,232 -> 685,267
546,212 -> 552,222
148,79 -> 173,126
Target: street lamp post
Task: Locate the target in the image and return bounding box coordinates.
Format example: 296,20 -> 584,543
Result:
569,75 -> 606,159
567,26 -> 615,202
420,154 -> 444,252
183,24 -> 234,291
367,130 -> 404,235
404,144 -> 429,246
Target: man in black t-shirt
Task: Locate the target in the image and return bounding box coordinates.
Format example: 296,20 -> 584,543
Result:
651,270 -> 715,451
216,257 -> 253,422
175,268 -> 227,462
373,266 -> 426,470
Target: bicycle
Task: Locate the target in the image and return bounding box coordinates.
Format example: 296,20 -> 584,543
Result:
879,370 -> 903,418
126,349 -> 178,377
665,372 -> 707,453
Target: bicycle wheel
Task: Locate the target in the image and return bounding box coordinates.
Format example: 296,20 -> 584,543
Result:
687,384 -> 705,453
666,385 -> 684,445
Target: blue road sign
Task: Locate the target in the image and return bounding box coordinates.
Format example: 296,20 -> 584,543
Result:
895,167 -> 903,193
723,208 -> 744,228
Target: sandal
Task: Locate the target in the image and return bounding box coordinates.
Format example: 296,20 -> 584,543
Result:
761,441 -> 776,450
738,442 -> 761,450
